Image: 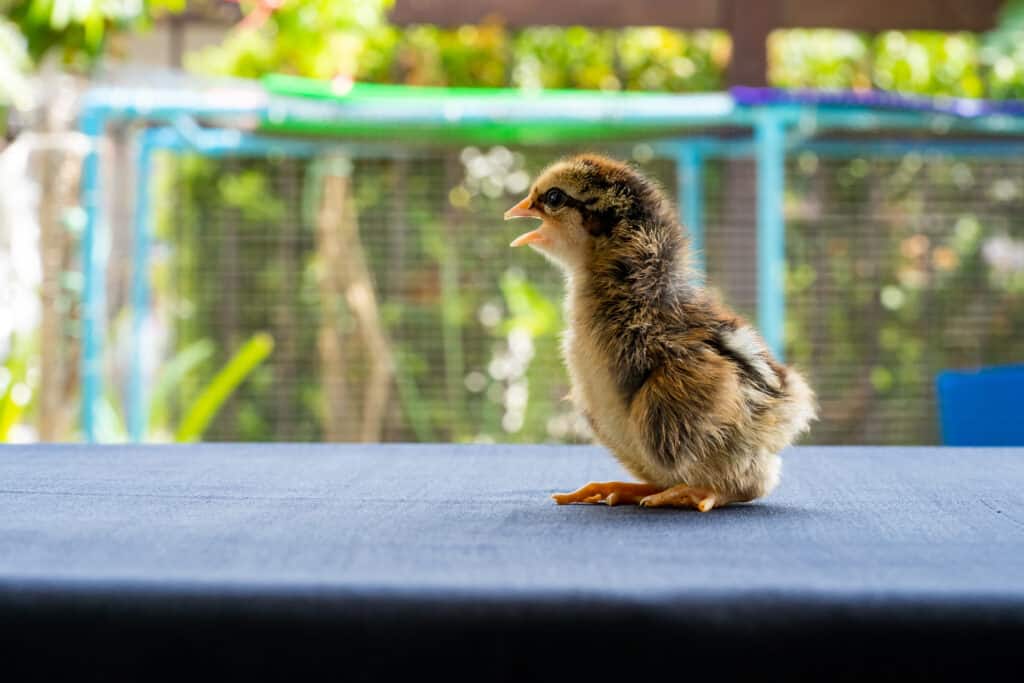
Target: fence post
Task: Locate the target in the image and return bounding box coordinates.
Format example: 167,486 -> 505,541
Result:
79,107 -> 107,442
128,132 -> 156,442
676,142 -> 706,279
755,111 -> 787,361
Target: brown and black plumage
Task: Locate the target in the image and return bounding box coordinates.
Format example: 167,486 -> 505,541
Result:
505,154 -> 816,511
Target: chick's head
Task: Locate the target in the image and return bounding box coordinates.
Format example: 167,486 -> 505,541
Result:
505,154 -> 662,270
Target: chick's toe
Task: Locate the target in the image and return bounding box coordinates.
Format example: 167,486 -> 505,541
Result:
639,484 -> 720,512
552,481 -> 661,506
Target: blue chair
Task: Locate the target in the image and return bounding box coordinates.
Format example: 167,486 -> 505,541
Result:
936,364 -> 1024,446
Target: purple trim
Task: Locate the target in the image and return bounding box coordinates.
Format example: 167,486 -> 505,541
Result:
731,87 -> 1024,119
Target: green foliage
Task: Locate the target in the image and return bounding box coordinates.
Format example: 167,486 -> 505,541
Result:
176,332 -> 274,442
769,29 -> 871,90
0,334 -> 34,442
354,25 -> 399,82
500,270 -> 559,337
2,0 -> 182,69
768,29 -> 984,97
218,170 -> 286,222
981,0 -> 1024,98
618,28 -> 728,92
0,16 -> 32,110
400,24 -> 508,87
186,0 -> 393,79
182,9 -> 1024,101
147,338 -> 214,434
83,333 -> 273,442
873,31 -> 982,97
512,26 -> 618,90
183,4 -> 729,95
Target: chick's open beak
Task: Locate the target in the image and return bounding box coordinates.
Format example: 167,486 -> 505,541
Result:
504,196 -> 547,247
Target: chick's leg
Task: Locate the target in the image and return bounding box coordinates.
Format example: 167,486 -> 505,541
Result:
639,484 -> 720,512
552,481 -> 662,506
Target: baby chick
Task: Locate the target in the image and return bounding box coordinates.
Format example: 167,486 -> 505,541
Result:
505,154 -> 816,511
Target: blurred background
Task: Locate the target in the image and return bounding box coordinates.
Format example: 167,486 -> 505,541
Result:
2,0 -> 1023,445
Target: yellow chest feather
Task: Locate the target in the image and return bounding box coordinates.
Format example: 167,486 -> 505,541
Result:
561,291 -> 652,480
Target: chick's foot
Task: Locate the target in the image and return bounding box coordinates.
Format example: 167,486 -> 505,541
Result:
552,481 -> 662,506
639,484 -> 720,512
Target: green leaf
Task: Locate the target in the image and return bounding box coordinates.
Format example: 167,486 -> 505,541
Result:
499,270 -> 559,337
147,338 -> 215,432
175,333 -> 274,442
0,335 -> 31,442
0,17 -> 33,109
96,395 -> 127,442
82,9 -> 103,53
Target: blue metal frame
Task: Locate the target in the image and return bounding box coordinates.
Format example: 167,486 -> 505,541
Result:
77,84 -> 271,442
127,133 -> 154,441
675,142 -> 706,277
755,112 -> 788,361
78,109 -> 107,441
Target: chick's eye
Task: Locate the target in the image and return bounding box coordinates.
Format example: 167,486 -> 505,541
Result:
543,188 -> 567,209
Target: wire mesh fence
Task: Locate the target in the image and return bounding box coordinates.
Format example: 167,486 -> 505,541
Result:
113,143 -> 1024,445
782,153 -> 1024,444
131,146 -> 675,443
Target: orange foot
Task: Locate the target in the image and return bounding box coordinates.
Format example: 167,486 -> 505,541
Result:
639,484 -> 720,512
552,481 -> 662,506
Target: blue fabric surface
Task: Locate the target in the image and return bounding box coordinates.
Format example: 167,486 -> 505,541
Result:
1,444 -> 1023,681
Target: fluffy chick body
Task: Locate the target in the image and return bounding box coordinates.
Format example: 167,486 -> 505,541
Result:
508,154 -> 816,505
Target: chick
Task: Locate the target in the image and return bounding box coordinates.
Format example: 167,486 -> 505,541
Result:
505,154 -> 816,511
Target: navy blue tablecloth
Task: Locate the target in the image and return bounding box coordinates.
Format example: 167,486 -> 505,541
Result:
1,444 -> 1022,681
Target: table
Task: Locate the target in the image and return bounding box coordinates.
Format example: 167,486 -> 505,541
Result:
2,444 -> 1022,681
